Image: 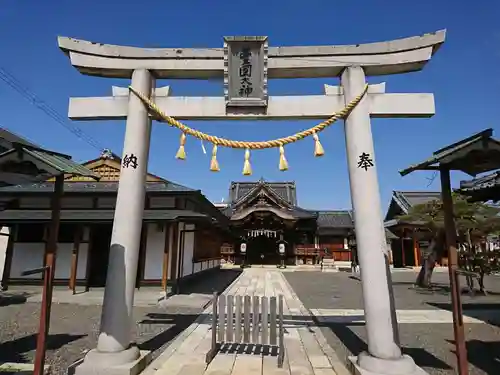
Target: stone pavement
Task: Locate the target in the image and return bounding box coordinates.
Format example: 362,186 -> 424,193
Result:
311,308 -> 500,324
146,268 -> 347,375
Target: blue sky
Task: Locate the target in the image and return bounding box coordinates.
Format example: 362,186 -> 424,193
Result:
0,1 -> 499,212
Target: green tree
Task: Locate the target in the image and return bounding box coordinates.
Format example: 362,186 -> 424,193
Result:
397,193 -> 500,290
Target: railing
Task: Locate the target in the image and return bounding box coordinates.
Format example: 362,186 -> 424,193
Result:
294,246 -> 319,256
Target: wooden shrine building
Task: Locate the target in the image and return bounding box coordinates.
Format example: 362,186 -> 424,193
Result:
0,150 -> 229,291
219,179 -> 362,265
384,191 -> 441,267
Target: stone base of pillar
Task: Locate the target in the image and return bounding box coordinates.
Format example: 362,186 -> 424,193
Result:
68,347 -> 152,375
348,353 -> 429,375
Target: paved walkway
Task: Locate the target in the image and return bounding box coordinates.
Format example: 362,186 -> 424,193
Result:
146,268 -> 346,375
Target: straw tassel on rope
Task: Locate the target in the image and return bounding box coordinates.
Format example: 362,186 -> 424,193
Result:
175,133 -> 187,160
210,144 -> 220,172
242,149 -> 252,176
312,131 -> 325,157
279,145 -> 288,171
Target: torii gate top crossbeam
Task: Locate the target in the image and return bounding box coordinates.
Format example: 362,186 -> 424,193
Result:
58,30 -> 445,79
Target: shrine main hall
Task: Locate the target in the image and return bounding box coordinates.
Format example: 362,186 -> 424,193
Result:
217,179 -> 365,266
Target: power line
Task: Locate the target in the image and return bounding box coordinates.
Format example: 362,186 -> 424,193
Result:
0,66 -> 109,153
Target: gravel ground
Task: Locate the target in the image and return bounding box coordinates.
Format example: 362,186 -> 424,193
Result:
0,268 -> 241,375
285,270 -> 500,375
0,302 -> 200,374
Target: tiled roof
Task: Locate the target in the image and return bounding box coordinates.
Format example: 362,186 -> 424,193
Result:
393,191 -> 441,213
0,128 -> 98,186
460,171 -> 500,192
229,180 -> 297,205
0,209 -> 207,222
0,128 -> 40,151
385,190 -> 441,222
0,181 -> 195,194
459,171 -> 500,202
400,129 -> 500,177
317,210 -> 353,228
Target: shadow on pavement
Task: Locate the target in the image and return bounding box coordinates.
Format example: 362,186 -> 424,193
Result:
0,333 -> 86,364
453,339 -> 500,375
427,302 -> 500,326
176,268 -> 242,295
327,323 -> 452,371
138,313 -> 200,353
0,292 -> 29,307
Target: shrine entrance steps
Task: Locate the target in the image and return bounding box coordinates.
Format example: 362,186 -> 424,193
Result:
144,268 -> 346,375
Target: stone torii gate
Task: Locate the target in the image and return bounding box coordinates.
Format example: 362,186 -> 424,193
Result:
59,31 -> 445,375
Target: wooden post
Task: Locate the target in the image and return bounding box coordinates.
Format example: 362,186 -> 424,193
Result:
1,225 -> 17,291
136,224 -> 148,289
69,225 -> 83,294
161,223 -> 170,291
413,231 -> 419,267
401,228 -> 406,266
84,226 -> 94,292
169,222 -> 179,288
440,167 -> 468,375
33,174 -> 64,375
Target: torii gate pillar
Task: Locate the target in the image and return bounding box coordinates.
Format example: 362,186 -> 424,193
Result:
342,66 -> 418,374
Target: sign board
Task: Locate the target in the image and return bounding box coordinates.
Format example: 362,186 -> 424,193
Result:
224,36 -> 268,108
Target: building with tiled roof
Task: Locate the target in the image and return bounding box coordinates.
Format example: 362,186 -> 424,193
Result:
460,171 -> 500,203
220,179 -> 351,265
384,190 -> 442,268
0,149 -> 229,291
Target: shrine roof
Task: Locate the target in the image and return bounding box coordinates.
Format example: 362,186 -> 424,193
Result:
399,129 -> 500,177
229,180 -> 297,206
0,181 -> 195,194
0,209 -> 207,222
393,191 -> 441,212
384,190 -> 441,222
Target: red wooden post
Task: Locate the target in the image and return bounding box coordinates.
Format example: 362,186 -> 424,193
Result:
440,167 -> 468,375
33,174 -> 64,375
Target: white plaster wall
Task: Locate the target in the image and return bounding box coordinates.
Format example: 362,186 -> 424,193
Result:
181,224 -> 195,277
0,227 -> 10,283
144,223 -> 166,280
10,243 -> 44,278
10,241 -> 89,279
53,243 -> 89,279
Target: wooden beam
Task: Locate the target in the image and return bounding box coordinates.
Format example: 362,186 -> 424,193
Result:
161,223 -> 170,291
69,225 -> 83,294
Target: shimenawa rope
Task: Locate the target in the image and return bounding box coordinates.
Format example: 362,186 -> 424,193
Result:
128,84 -> 368,175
